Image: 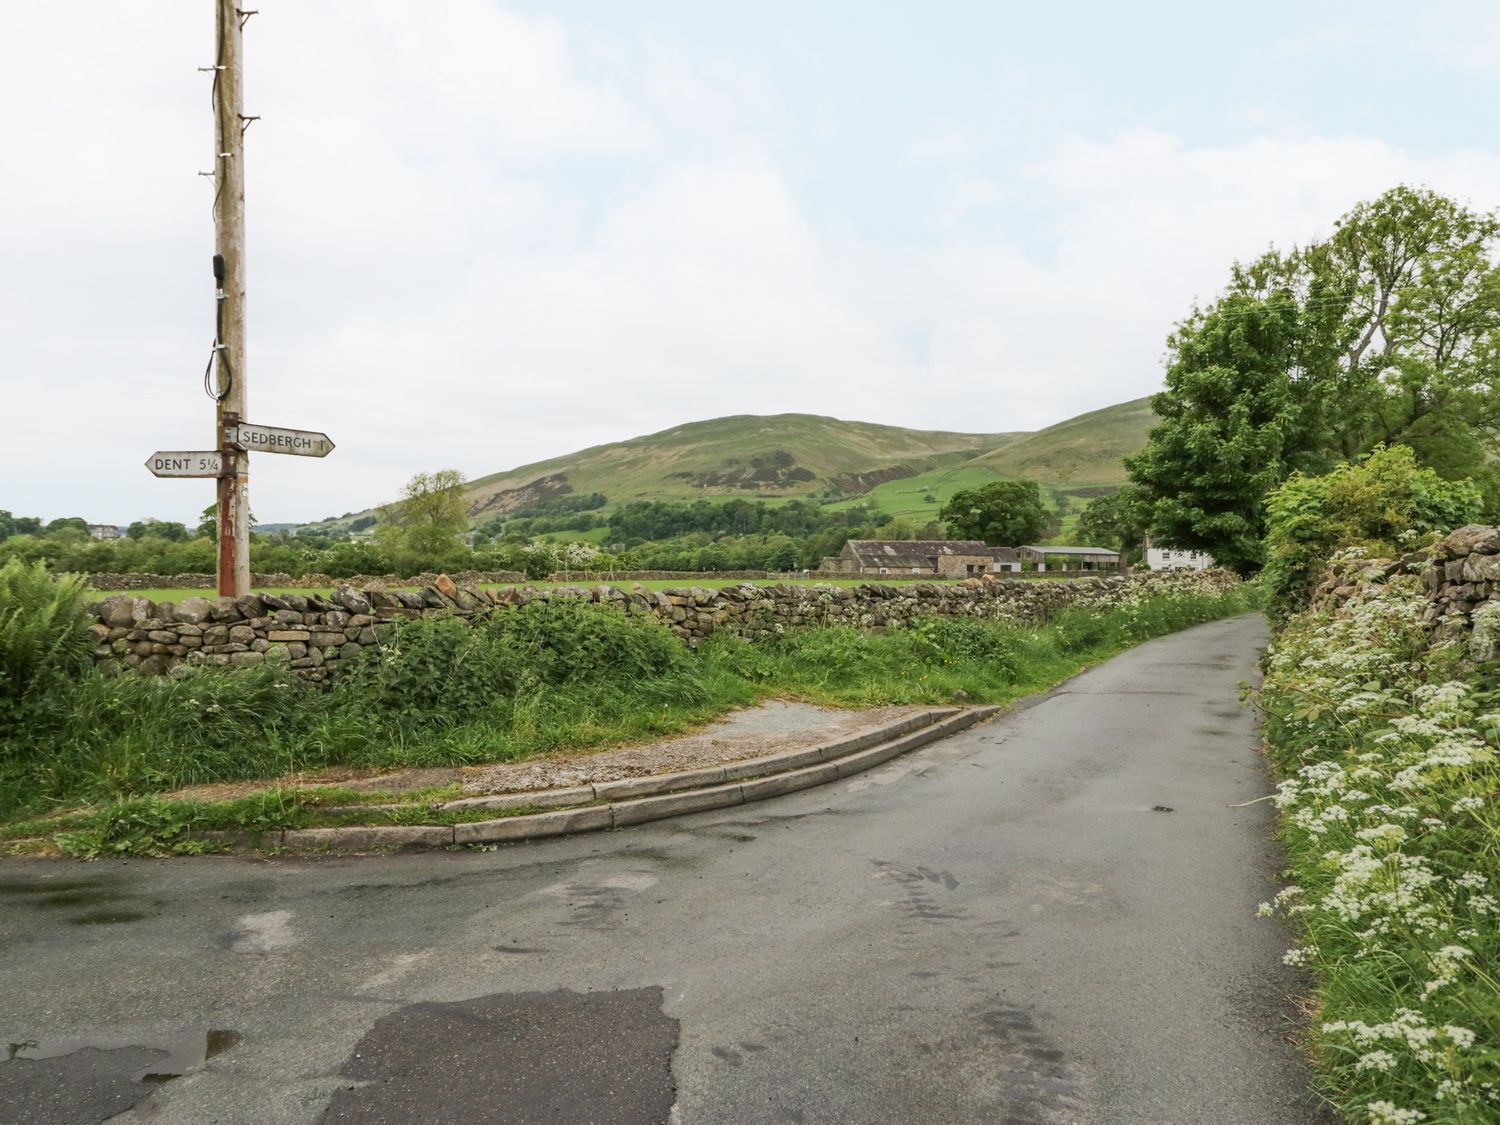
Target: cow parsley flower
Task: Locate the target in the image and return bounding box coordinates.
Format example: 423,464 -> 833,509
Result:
1355,1050 -> 1398,1072
1367,1099 -> 1425,1124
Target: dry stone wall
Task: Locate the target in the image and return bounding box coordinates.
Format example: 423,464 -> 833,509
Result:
1311,523 -> 1500,665
86,568 -> 1242,683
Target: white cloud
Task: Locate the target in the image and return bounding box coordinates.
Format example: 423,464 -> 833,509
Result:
1,5 -> 1497,524
1418,0 -> 1500,69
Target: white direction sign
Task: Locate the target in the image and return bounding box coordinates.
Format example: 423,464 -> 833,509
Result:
145,451 -> 223,478
230,422 -> 335,458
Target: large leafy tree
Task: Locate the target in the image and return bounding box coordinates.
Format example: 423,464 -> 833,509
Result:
939,480 -> 1048,546
1128,186 -> 1499,573
1076,485 -> 1151,557
377,469 -> 470,568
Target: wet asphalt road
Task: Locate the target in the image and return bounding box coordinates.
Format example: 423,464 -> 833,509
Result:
0,613 -> 1327,1124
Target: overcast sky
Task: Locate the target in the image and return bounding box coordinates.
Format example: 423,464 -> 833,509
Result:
3,2 -> 1497,525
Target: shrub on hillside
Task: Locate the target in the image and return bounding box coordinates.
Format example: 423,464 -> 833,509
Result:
1263,445 -> 1482,617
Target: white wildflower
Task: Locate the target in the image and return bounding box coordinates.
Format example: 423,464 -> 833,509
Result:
1367,1099 -> 1425,1124
1355,1049 -> 1398,1072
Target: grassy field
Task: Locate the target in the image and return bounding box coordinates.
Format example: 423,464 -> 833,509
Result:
825,462 -> 1007,522
825,466 -> 1086,540
529,525 -> 612,545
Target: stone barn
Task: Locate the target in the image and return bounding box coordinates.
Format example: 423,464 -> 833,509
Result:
819,540 -> 998,578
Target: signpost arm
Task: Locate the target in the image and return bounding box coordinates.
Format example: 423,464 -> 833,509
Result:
213,0 -> 251,596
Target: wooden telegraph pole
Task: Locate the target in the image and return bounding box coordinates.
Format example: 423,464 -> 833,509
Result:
212,0 -> 251,596
146,9 -> 333,543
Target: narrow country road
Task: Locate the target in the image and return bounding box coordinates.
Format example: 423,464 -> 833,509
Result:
0,613 -> 1327,1124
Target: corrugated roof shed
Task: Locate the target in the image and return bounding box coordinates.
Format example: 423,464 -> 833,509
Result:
1019,545 -> 1119,557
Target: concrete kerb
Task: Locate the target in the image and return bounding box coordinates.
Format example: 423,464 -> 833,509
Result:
262,705 -> 998,854
442,708 -> 956,812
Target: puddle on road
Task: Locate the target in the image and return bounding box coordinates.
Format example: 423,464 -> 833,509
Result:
0,1028 -> 241,1124
4,1027 -> 240,1080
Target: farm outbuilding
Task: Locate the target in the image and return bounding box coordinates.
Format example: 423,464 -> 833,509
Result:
1017,545 -> 1121,572
820,540 -> 998,577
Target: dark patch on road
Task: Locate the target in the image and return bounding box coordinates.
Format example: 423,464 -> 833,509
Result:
492,945 -> 551,955
0,874 -> 155,928
1152,805 -> 1175,813
553,884 -> 634,931
0,1029 -> 240,1124
708,807 -> 856,830
31,891 -> 131,909
67,910 -> 148,926
676,826 -> 759,843
608,845 -> 702,871
0,877 -> 122,899
710,1044 -> 743,1066
0,1046 -> 164,1124
976,1004 -> 1084,1124
873,861 -> 964,921
320,987 -> 678,1125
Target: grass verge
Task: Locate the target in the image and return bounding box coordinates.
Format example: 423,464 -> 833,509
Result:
1256,577 -> 1499,1124
3,581 -> 1255,857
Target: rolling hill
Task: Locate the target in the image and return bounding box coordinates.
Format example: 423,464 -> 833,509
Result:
463,414 -> 1030,518
296,398 -> 1159,535
971,397 -> 1156,486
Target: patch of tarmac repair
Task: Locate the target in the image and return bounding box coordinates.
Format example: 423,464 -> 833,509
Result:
319,987 -> 678,1124
217,910 -> 298,955
0,1029 -> 239,1125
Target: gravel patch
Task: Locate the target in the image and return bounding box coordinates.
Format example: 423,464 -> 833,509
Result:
458,702 -> 927,794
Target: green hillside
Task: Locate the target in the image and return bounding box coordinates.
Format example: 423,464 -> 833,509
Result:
971,397 -> 1157,486
295,398 -> 1159,536
463,414 -> 1028,518
821,397 -> 1157,527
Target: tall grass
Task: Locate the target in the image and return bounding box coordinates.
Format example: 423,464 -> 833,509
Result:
0,559 -> 94,731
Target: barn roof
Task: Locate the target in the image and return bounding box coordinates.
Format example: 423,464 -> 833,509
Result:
841,540 -> 1004,568
1019,544 -> 1120,557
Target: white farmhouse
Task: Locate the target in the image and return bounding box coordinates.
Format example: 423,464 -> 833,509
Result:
1143,536 -> 1214,571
